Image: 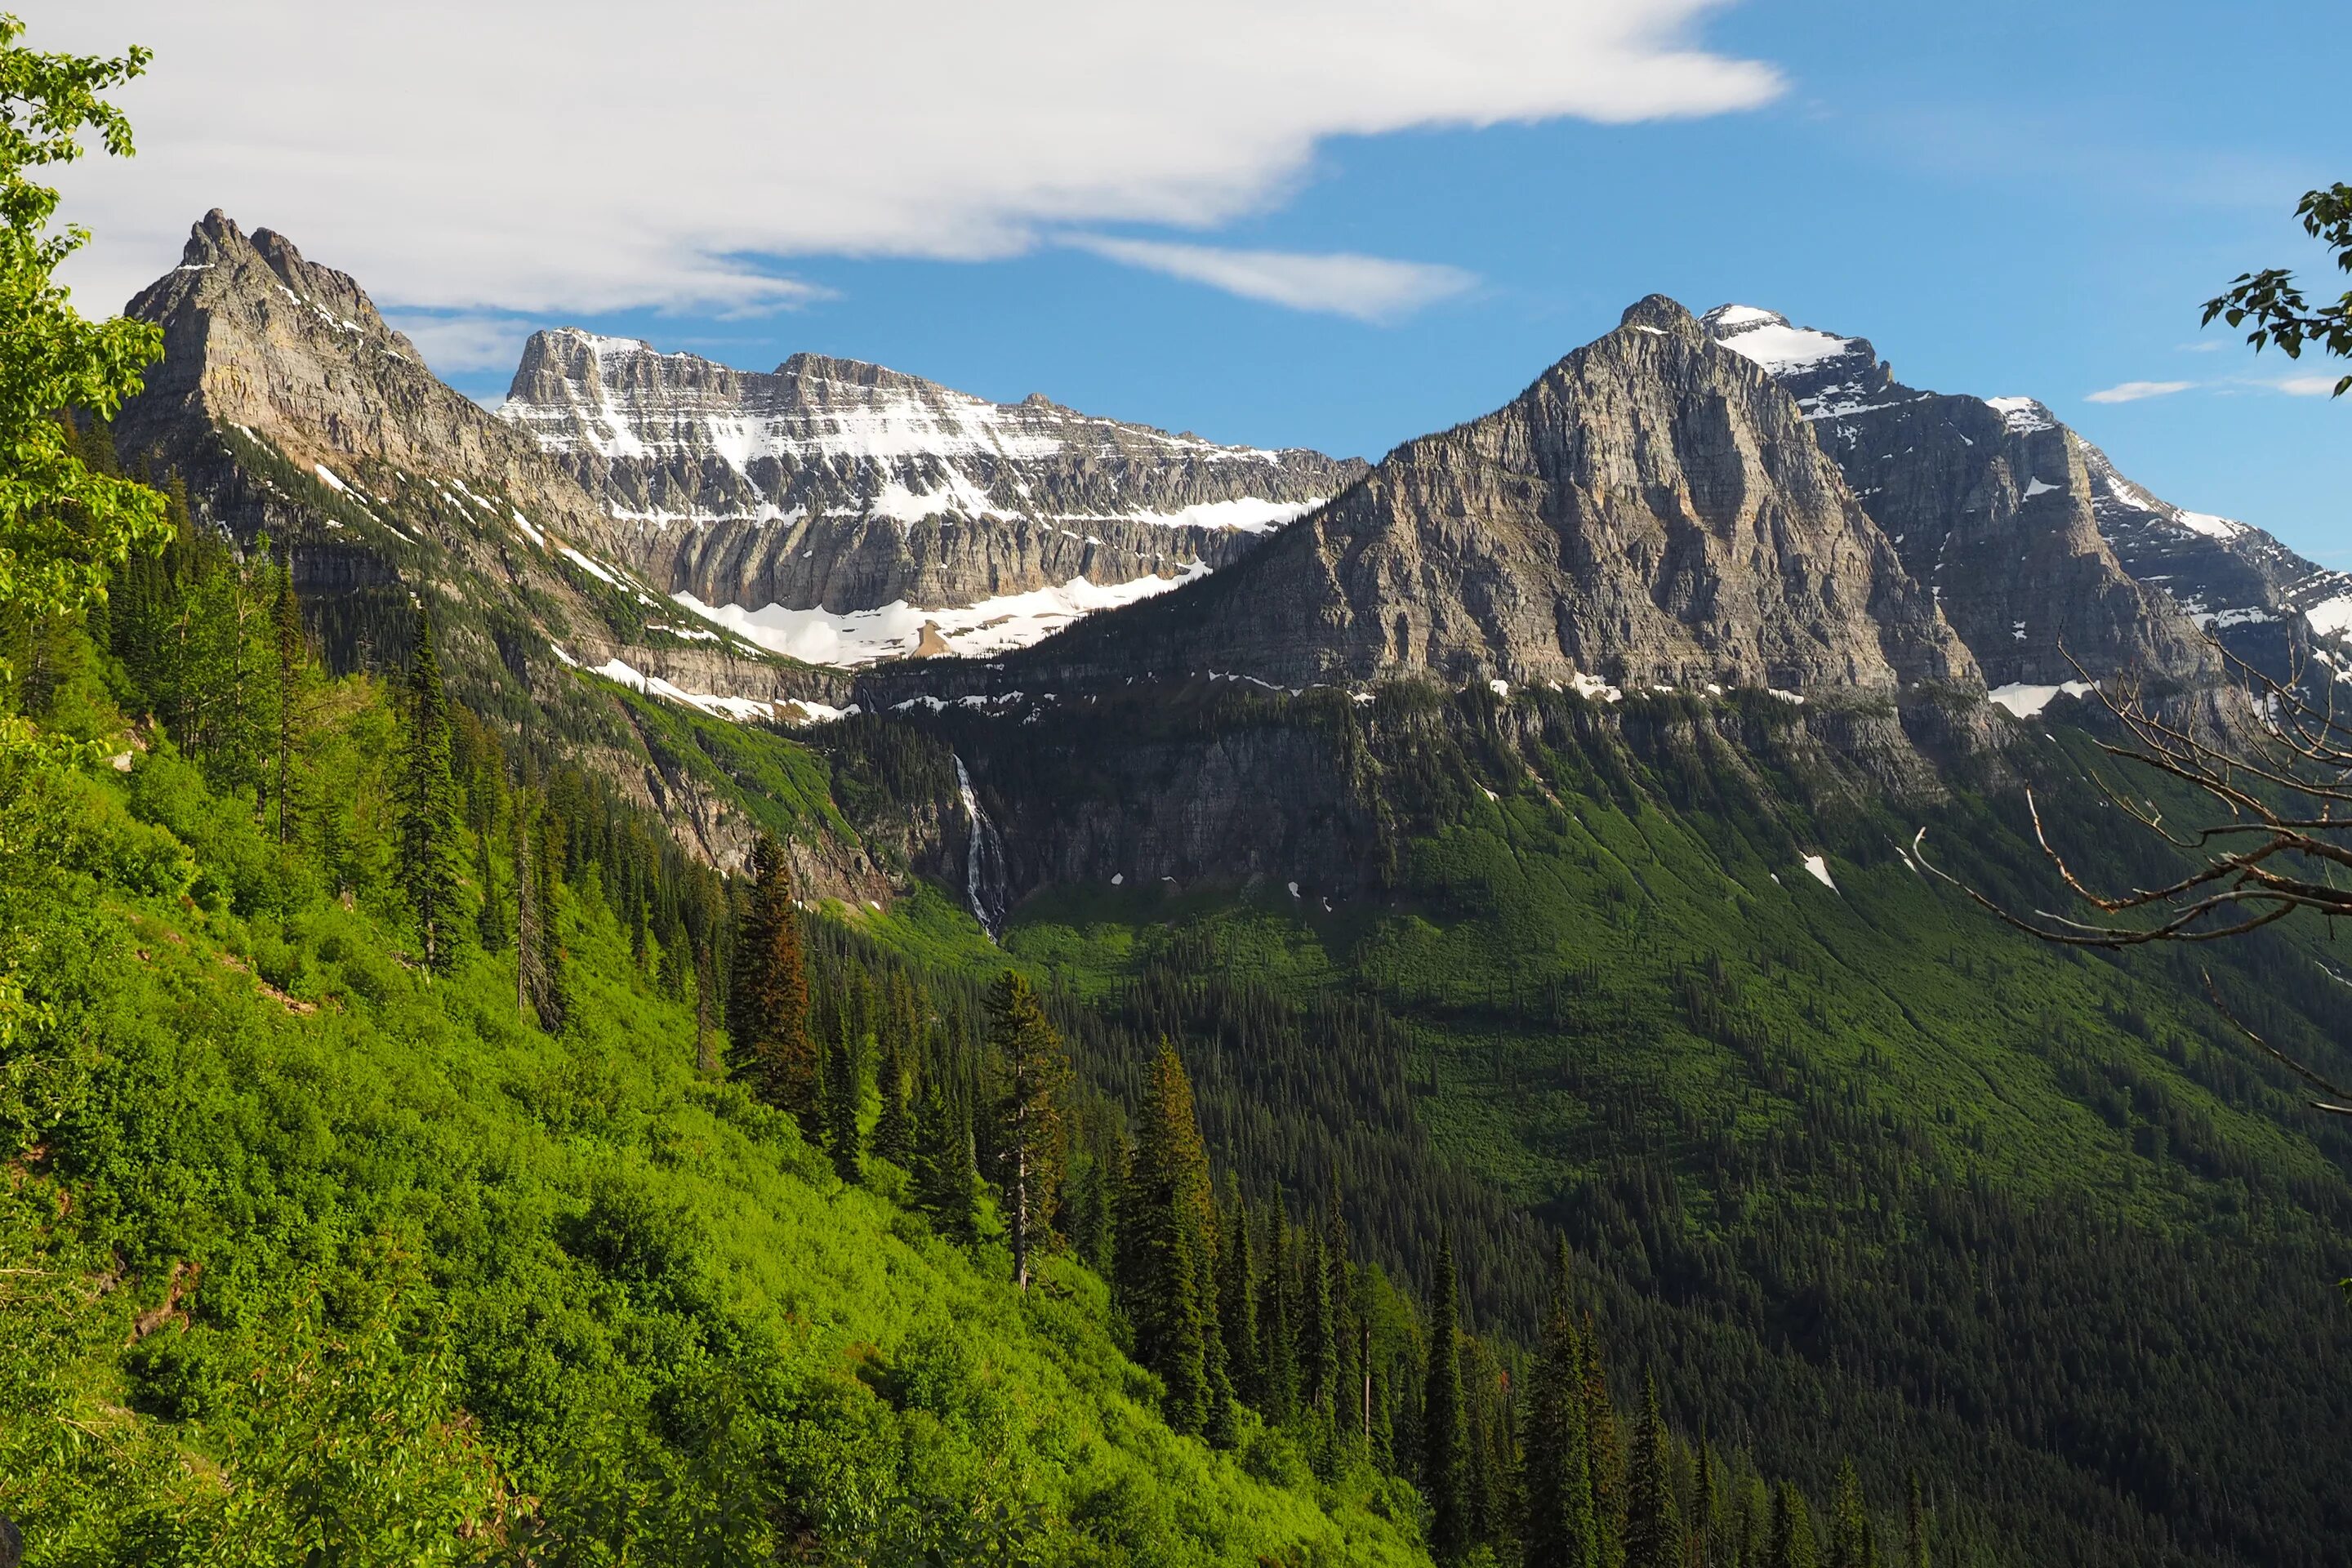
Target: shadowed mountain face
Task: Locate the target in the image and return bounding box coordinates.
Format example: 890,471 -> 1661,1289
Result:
907,295 -> 1980,702
497,327 -> 1365,662
1704,304 -> 2346,689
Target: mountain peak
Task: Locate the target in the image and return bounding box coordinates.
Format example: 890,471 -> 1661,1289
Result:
1618,292 -> 1699,338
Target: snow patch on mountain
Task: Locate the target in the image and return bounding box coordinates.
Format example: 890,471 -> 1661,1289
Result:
674,563 -> 1211,667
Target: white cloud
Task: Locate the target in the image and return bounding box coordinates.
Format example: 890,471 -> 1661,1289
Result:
2268,374 -> 2345,397
49,2 -> 1777,318
1066,236 -> 1474,321
381,313 -> 537,376
2084,379 -> 2195,403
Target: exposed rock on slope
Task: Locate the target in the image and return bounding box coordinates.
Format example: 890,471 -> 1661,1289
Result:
499,328 -> 1364,663
915,296 -> 1978,701
109,212 -> 866,883
1703,304 -> 2341,688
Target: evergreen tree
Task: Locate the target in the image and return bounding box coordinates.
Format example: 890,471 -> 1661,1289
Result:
1903,1472 -> 1929,1568
514,782 -> 565,1032
1423,1234 -> 1470,1563
1220,1195 -> 1260,1409
1116,1041 -> 1218,1434
1260,1204 -> 1297,1426
392,604 -> 464,973
1326,1184 -> 1359,1446
825,1012 -> 864,1183
1303,1227 -> 1335,1419
1622,1374 -> 1681,1568
693,938 -> 716,1076
1827,1460 -> 1872,1568
1522,1246 -> 1595,1568
270,555 -> 304,844
1695,1441 -> 1731,1568
731,835 -> 815,1127
986,970 -> 1068,1293
873,978 -> 915,1167
911,1080 -> 979,1244
1583,1318 -> 1625,1568
1771,1483 -> 1819,1568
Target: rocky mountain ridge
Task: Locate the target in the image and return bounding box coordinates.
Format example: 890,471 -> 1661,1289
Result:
499,327 -> 1364,665
1703,304 -> 2350,687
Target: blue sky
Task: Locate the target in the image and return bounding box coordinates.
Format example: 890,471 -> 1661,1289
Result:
61,0 -> 2349,557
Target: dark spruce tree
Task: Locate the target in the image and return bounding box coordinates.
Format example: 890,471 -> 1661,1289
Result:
873,974 -> 915,1166
730,835 -> 815,1128
825,1012 -> 863,1183
1773,1482 -> 1820,1568
392,604 -> 464,974
1423,1233 -> 1470,1563
1827,1460 -> 1873,1568
911,1079 -> 980,1245
1582,1320 -> 1624,1568
986,970 -> 1068,1293
1220,1192 -> 1261,1409
1523,1246 -> 1596,1568
1116,1041 -> 1218,1435
1622,1375 -> 1681,1568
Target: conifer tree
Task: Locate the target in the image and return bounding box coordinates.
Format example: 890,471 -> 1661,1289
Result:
270,555 -> 303,843
1423,1234 -> 1470,1563
873,978 -> 915,1167
911,1080 -> 979,1244
1116,1041 -> 1217,1433
1303,1227 -> 1335,1419
1522,1245 -> 1595,1568
693,938 -> 716,1076
1903,1472 -> 1929,1568
1771,1483 -> 1819,1568
514,781 -> 565,1032
1582,1318 -> 1625,1568
392,604 -> 464,974
987,970 -> 1068,1293
1827,1460 -> 1873,1568
1622,1374 -> 1681,1568
1326,1184 -> 1359,1444
1221,1196 -> 1260,1409
731,835 -> 815,1127
825,1012 -> 864,1183
1695,1441 -> 1731,1568
1260,1204 -> 1297,1426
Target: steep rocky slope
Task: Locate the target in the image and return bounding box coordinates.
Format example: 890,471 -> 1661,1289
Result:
499,328 -> 1363,664
871,295 -> 1980,705
1704,304 -> 2346,686
109,212 -> 871,888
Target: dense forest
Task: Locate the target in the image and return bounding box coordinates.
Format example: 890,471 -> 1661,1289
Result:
0,417 -> 1990,1566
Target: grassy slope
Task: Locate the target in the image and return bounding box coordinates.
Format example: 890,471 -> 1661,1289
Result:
0,736 -> 1425,1566
873,690 -> 2352,1567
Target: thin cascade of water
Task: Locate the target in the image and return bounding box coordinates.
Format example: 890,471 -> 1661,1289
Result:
953,752 -> 1009,938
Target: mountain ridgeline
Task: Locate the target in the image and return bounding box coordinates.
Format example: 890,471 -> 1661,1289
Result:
43,212 -> 2352,1567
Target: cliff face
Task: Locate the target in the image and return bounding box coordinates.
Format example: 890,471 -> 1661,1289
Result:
899,295 -> 1978,702
1701,304 -> 2343,692
498,328 -> 1365,662
109,212 -> 863,884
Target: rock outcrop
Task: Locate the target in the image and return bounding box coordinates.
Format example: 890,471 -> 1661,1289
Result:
498,328 -> 1364,662
920,296 -> 1978,701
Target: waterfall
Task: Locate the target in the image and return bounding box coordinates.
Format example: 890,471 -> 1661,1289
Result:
953,753 -> 1009,938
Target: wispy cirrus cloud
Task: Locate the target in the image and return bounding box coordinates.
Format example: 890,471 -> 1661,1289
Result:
2085,379 -> 2197,404
1065,236 -> 1475,323
53,2 -> 1780,322
2267,373 -> 2347,397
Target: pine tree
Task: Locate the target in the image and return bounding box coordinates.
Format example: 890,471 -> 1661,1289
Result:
1303,1227 -> 1335,1419
1903,1472 -> 1928,1568
514,781 -> 565,1032
1622,1374 -> 1680,1568
873,979 -> 915,1167
1826,1460 -> 1873,1568
1522,1246 -> 1595,1568
270,555 -> 304,844
1695,1441 -> 1731,1568
693,938 -> 716,1076
1423,1234 -> 1470,1563
825,1011 -> 864,1183
1260,1204 -> 1297,1426
1771,1483 -> 1819,1568
1220,1196 -> 1260,1408
731,835 -> 815,1128
1116,1041 -> 1218,1434
1583,1318 -> 1624,1568
911,1080 -> 980,1244
1326,1183 -> 1359,1446
986,970 -> 1068,1293
392,604 -> 465,974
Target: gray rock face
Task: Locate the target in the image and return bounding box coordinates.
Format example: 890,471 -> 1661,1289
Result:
1701,304 -> 2345,690
964,295 -> 1977,699
110,212 -> 865,883
1704,305 -> 2213,692
498,328 -> 1364,639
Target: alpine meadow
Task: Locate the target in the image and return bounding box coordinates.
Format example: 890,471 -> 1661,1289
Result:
5,8 -> 2351,1568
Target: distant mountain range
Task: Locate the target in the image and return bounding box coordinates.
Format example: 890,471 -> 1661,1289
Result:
117,210 -> 2348,738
